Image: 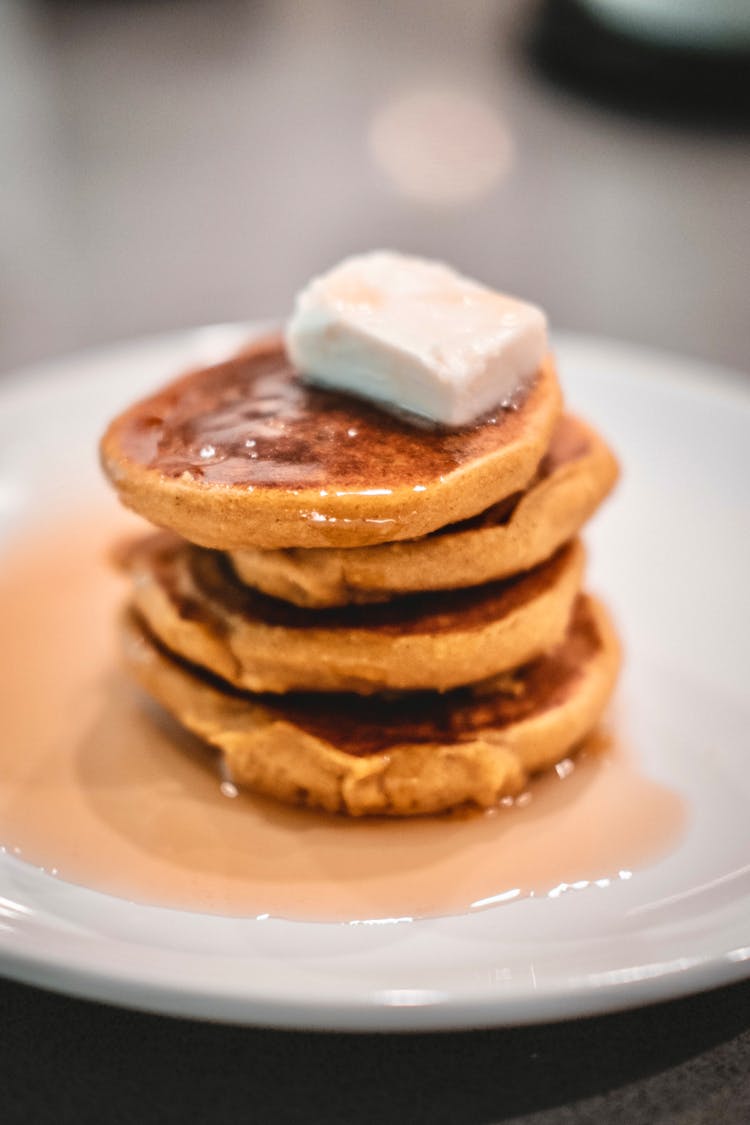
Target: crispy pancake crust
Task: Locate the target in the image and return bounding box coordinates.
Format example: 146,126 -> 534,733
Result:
120,596 -> 620,816
229,416 -> 618,606
123,535 -> 585,694
100,335 -> 562,549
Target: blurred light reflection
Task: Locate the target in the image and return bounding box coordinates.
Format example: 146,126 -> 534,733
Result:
369,87 -> 513,207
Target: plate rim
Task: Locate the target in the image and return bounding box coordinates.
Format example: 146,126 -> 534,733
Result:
2,940 -> 750,1031
1,324 -> 749,1030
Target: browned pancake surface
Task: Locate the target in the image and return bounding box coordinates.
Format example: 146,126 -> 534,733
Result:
111,339 -> 540,492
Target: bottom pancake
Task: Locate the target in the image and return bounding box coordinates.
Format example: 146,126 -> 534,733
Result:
121,595 -> 620,817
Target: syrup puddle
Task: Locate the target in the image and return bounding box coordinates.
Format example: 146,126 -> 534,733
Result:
0,510 -> 686,922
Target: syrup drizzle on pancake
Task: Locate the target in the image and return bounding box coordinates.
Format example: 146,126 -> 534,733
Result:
110,338 -> 535,491
0,510 -> 686,922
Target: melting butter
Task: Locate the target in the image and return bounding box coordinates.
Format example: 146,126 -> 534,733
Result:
286,251 -> 548,426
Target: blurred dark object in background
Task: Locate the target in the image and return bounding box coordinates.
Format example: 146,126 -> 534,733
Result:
2,0 -> 747,376
526,0 -> 750,129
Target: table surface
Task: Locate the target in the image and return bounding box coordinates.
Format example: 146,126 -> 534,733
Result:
1,2 -> 749,1122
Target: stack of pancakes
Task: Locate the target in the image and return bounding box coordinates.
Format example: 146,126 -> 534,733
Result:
101,335 -> 620,816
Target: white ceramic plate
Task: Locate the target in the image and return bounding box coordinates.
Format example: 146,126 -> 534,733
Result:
0,327 -> 748,1030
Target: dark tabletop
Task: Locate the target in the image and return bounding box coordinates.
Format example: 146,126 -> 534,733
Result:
4,975 -> 750,1124
1,3 -> 749,1121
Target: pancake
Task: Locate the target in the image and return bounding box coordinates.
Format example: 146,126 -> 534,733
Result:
100,334 -> 563,550
122,534 -> 585,694
229,415 -> 618,607
120,595 -> 620,816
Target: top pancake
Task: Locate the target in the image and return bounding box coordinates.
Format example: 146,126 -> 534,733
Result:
100,334 -> 562,549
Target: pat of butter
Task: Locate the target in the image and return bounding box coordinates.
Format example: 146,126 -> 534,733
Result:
285,251 -> 548,426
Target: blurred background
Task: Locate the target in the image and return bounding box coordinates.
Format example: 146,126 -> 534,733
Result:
1,0 -> 748,376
